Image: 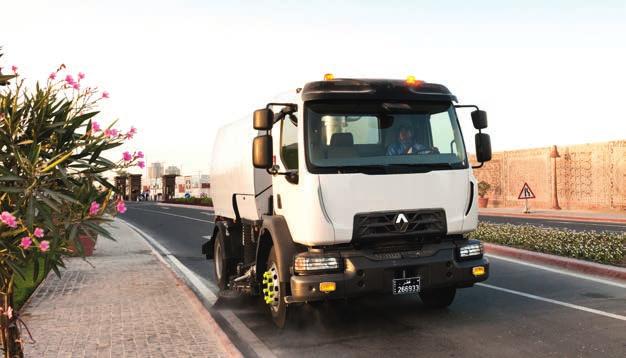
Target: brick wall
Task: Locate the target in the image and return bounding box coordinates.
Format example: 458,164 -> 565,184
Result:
472,140 -> 626,211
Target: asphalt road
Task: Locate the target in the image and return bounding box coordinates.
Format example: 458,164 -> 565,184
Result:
479,215 -> 626,232
123,202 -> 626,357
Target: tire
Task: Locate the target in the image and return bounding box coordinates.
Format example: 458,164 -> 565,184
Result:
214,229 -> 236,290
419,287 -> 456,308
264,247 -> 288,328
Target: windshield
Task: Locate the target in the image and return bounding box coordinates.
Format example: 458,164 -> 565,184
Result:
305,101 -> 467,173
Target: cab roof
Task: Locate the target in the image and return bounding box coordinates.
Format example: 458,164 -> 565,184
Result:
301,78 -> 457,103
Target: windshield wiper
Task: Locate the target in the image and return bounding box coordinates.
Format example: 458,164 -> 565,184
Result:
384,162 -> 465,170
328,162 -> 464,174
334,165 -> 387,174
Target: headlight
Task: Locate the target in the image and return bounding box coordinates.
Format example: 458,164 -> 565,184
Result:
294,253 -> 343,274
457,241 -> 484,260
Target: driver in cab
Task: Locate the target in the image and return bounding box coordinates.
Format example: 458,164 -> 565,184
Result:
386,125 -> 437,155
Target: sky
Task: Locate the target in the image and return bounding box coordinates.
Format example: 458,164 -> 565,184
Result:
2,0 -> 626,174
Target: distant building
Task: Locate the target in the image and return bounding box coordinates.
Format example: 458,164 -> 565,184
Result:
174,174 -> 210,198
147,162 -> 163,180
143,161 -> 210,200
165,165 -> 181,176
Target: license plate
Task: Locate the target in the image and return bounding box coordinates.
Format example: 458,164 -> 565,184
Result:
392,276 -> 421,295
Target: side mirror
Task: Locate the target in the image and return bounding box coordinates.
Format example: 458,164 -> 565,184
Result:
252,135 -> 273,168
471,110 -> 488,130
253,109 -> 274,130
475,133 -> 492,162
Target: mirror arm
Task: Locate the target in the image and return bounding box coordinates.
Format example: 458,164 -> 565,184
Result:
455,104 -> 480,111
472,162 -> 484,169
266,167 -> 299,184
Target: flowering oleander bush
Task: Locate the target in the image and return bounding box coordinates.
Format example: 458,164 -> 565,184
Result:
0,61 -> 142,356
470,222 -> 626,265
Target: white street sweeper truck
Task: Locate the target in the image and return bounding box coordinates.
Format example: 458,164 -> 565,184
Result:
203,75 -> 492,327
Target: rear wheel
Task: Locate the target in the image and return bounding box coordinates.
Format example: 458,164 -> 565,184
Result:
263,247 -> 288,328
214,229 -> 235,290
419,287 -> 456,308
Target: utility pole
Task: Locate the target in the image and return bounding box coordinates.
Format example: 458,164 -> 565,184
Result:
549,145 -> 561,210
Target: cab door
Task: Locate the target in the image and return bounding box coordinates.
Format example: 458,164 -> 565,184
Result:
272,113 -> 301,222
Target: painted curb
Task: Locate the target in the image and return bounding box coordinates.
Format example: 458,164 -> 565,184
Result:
484,243 -> 626,281
479,212 -> 626,224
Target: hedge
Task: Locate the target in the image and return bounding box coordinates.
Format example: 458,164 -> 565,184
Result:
165,197 -> 213,207
470,222 -> 626,266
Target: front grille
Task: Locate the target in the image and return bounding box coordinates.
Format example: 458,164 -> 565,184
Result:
352,209 -> 447,241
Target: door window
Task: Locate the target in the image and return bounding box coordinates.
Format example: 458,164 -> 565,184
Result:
280,117 -> 298,170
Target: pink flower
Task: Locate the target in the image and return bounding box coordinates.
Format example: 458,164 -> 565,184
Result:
101,91 -> 110,99
122,151 -> 132,161
78,72 -> 85,80
89,201 -> 100,216
19,237 -> 32,249
104,128 -> 119,138
11,65 -> 18,74
136,151 -> 144,159
137,161 -> 145,169
116,200 -> 127,214
125,126 -> 137,139
65,74 -> 75,85
1,211 -> 17,228
49,72 -> 57,80
39,240 -> 50,252
92,121 -> 101,132
34,227 -> 44,238
72,82 -> 80,90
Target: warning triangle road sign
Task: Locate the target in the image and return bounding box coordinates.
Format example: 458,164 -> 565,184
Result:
518,182 -> 536,200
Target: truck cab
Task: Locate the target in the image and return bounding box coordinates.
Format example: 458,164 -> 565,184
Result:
206,76 -> 492,327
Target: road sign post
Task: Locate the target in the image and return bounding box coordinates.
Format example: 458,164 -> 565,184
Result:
518,182 -> 536,213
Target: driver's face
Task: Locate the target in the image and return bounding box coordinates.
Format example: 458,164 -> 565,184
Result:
399,129 -> 412,142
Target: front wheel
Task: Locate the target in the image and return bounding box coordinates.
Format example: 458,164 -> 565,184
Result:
419,287 -> 456,308
214,230 -> 235,290
263,247 -> 288,328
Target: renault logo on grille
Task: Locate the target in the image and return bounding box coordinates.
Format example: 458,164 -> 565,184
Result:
394,213 -> 409,232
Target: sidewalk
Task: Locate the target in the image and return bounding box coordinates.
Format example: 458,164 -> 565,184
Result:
479,207 -> 626,223
20,219 -> 239,357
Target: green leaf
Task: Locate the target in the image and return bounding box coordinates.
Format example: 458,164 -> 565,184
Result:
7,260 -> 27,281
42,188 -> 81,205
37,195 -> 61,213
83,221 -> 115,241
0,174 -> 25,181
26,195 -> 35,230
0,186 -> 23,193
51,264 -> 61,278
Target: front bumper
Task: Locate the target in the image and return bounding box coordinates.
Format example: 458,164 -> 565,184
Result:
287,246 -> 489,303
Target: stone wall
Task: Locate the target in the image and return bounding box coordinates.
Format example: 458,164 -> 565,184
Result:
472,140 -> 626,211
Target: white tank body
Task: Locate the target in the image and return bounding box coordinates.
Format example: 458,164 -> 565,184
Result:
210,117 -> 271,221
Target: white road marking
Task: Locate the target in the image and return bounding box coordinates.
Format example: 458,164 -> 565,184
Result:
476,283 -> 626,322
201,235 -> 212,241
120,219 -> 275,358
481,216 -> 626,229
161,206 -> 170,210
132,207 -> 215,224
486,254 -> 626,289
